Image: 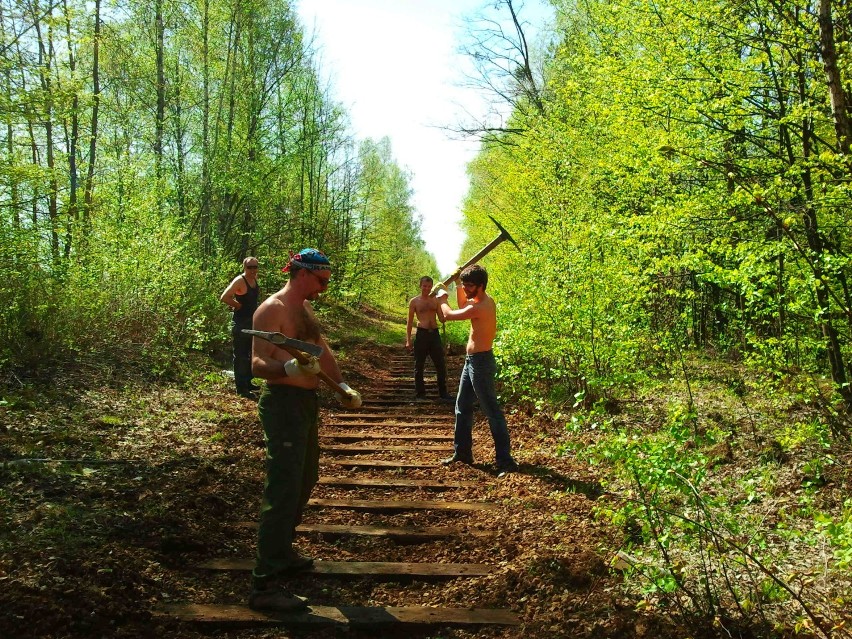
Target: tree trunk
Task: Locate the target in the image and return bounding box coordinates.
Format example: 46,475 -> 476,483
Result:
172,58 -> 187,221
154,0 -> 165,214
83,0 -> 101,232
31,2 -> 60,264
1,6 -> 20,229
200,0 -> 212,259
62,0 -> 79,258
800,100 -> 852,408
819,0 -> 852,155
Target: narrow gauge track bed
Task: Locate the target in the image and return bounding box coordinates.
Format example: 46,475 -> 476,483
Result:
155,353 -> 520,632
154,603 -> 520,629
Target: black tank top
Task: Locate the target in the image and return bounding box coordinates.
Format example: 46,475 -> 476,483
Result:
233,275 -> 259,322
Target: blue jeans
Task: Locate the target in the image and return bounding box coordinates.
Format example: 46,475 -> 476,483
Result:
452,350 -> 514,465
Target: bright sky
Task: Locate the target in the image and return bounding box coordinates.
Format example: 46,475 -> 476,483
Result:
295,0 -> 553,275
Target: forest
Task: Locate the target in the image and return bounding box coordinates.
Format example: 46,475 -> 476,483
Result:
1,0 -> 851,637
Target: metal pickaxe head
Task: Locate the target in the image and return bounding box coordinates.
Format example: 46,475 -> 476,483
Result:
430,216 -> 520,296
488,215 -> 520,252
242,329 -> 323,358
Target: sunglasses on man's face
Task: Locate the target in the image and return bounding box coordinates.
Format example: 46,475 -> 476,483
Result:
309,270 -> 330,287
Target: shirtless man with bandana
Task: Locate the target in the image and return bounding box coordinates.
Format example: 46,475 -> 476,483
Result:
247,248 -> 361,612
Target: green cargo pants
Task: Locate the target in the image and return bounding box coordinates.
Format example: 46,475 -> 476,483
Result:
253,384 -> 320,582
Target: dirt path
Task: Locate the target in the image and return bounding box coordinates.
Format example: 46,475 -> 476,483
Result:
150,342 -> 680,638
156,351 -> 522,631
0,339 -> 682,638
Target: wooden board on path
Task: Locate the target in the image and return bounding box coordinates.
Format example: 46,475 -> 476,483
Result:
197,559 -> 494,578
324,458 -> 442,469
368,392 -> 444,398
323,411 -> 446,426
328,406 -> 446,414
362,399 -> 436,406
307,498 -> 498,511
330,408 -> 445,416
321,444 -> 452,454
320,432 -> 453,441
153,603 -> 520,628
317,476 -> 475,489
296,523 -> 493,540
324,420 -> 447,429
235,521 -> 494,541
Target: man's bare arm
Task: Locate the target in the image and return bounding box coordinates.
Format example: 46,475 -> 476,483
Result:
435,296 -> 446,323
317,335 -> 344,383
440,301 -> 481,322
251,305 -> 286,378
405,298 -> 416,347
220,276 -> 247,309
304,301 -> 345,384
455,283 -> 466,309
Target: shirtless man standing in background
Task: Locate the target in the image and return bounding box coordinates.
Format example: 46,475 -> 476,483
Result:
405,276 -> 452,402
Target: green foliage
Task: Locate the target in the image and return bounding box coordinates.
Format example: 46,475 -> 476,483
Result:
344,138 -> 437,310
566,367 -> 848,632
458,0 -> 852,430
815,500 -> 852,571
777,419 -> 832,452
0,0 -> 434,376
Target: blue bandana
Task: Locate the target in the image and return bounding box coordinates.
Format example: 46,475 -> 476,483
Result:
281,248 -> 331,272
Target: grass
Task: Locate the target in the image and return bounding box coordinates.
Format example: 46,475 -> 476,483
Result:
563,352 -> 852,635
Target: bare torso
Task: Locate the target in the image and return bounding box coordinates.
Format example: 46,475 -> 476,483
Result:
253,291 -> 323,389
410,295 -> 441,330
465,293 -> 497,354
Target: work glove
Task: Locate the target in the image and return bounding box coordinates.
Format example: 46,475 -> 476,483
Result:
283,356 -> 321,378
434,285 -> 449,301
337,383 -> 362,409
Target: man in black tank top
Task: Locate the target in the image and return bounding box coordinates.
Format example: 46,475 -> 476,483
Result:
220,257 -> 261,398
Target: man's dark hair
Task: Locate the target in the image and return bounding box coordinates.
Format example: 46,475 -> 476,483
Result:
289,262 -> 304,277
460,264 -> 487,290
419,275 -> 433,285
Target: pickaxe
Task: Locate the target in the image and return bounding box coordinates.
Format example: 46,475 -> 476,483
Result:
242,329 -> 349,396
430,215 -> 520,296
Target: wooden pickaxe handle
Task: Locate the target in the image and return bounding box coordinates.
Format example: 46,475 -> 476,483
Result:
278,343 -> 348,396
430,215 -> 519,296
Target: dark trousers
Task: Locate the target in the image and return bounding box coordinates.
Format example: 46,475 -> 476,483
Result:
253,385 -> 319,581
231,317 -> 254,393
414,327 -> 448,397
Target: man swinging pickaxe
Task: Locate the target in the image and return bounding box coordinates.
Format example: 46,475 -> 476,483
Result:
430,216 -> 521,475
430,215 -> 520,297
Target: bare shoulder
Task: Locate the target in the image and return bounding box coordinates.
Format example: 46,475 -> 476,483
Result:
258,293 -> 284,311
253,296 -> 280,326
482,295 -> 497,314
222,273 -> 246,296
